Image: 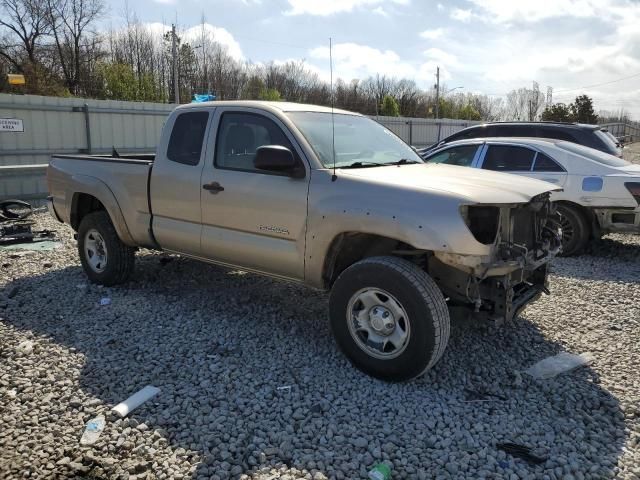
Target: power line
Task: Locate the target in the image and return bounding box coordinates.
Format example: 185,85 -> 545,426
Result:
553,71 -> 640,94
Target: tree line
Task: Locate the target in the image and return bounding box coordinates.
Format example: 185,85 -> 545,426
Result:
0,0 -> 612,123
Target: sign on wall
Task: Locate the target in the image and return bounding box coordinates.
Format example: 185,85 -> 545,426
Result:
0,118 -> 24,132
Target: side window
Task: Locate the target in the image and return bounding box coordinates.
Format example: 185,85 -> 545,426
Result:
215,112 -> 295,172
166,112 -> 209,166
482,145 -> 535,171
490,125 -> 535,137
452,128 -> 482,140
426,145 -> 479,167
539,127 -> 574,142
533,153 -> 564,172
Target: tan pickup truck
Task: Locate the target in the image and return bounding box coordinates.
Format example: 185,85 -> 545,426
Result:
47,101 -> 562,381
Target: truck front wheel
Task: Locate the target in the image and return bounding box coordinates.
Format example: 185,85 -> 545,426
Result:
77,211 -> 135,286
329,256 -> 450,381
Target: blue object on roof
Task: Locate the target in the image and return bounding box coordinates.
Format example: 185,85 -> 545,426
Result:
192,94 -> 216,103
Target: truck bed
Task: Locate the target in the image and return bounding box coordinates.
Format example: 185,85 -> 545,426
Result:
48,154 -> 156,247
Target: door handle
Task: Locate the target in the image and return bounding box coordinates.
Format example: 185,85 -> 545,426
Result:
542,178 -> 558,183
202,182 -> 224,193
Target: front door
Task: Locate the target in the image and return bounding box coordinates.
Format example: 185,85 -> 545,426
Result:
199,109 -> 310,280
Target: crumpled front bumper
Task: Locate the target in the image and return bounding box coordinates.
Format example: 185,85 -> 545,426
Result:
429,195 -> 561,321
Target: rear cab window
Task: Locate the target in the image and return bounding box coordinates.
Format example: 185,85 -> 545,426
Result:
166,111 -> 209,166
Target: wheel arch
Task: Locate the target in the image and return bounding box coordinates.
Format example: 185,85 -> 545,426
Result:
321,232 -> 428,289
68,177 -> 135,246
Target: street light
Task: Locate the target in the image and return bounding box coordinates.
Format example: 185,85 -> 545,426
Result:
443,86 -> 464,95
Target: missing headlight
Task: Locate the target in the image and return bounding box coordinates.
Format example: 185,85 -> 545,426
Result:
461,205 -> 500,245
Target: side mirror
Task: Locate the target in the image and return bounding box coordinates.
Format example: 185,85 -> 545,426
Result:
254,145 -> 304,178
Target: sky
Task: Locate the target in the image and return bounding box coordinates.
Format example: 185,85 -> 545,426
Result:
102,0 -> 640,119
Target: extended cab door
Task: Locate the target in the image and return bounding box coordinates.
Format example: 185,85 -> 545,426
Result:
199,108 -> 310,280
149,108 -> 212,255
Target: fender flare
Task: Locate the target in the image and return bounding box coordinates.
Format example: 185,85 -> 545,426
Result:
68,174 -> 136,246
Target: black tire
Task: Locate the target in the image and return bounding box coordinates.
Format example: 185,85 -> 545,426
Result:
557,204 -> 589,256
329,256 -> 450,381
77,211 -> 135,286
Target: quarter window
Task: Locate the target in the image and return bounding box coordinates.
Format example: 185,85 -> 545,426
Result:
215,113 -> 296,172
166,112 -> 209,166
533,153 -> 564,172
426,145 -> 479,167
482,145 -> 535,171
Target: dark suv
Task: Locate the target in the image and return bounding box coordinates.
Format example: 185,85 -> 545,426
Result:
420,122 -> 623,158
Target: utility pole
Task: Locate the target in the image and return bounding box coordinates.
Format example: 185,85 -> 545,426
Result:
171,24 -> 179,104
434,66 -> 440,119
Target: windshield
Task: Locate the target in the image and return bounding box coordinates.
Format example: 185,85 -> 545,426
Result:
557,141 -> 629,167
287,112 -> 424,168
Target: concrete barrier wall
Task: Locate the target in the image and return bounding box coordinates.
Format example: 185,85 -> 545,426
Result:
2,93 -> 637,203
0,94 -> 174,201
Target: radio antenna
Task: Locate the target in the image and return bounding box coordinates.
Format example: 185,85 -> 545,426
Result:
330,37 -> 337,182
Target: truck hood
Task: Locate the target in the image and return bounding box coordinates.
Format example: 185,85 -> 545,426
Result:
339,163 -> 561,204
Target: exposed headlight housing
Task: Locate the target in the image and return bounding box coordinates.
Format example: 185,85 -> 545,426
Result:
460,205 -> 500,245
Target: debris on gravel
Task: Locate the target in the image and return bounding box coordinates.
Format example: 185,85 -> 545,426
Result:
1,213 -> 639,479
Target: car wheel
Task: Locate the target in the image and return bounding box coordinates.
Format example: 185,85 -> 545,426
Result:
77,211 -> 135,286
557,204 -> 589,256
329,256 -> 450,381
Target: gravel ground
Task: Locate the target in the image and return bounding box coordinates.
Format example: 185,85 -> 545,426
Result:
1,212 -> 639,480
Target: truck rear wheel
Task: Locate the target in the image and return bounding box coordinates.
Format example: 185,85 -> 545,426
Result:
329,256 -> 450,381
77,211 -> 135,286
557,204 -> 589,256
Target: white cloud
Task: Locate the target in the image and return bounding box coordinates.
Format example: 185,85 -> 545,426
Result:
450,8 -> 472,22
419,28 -> 445,40
436,3 -> 445,11
143,22 -> 244,60
466,0 -> 600,23
285,0 -> 409,16
309,42 -> 417,80
373,6 -> 388,16
423,47 -> 459,68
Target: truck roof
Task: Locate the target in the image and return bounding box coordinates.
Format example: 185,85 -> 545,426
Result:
175,100 -> 360,116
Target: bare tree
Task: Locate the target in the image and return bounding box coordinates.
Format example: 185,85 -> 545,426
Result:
46,0 -> 104,94
0,0 -> 51,71
504,86 -> 546,121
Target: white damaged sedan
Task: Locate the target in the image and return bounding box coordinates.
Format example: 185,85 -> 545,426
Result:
422,137 -> 640,255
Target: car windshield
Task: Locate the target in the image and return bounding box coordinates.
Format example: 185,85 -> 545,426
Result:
556,141 -> 629,167
287,112 -> 424,168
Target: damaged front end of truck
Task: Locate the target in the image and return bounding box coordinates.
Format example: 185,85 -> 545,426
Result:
429,193 -> 562,322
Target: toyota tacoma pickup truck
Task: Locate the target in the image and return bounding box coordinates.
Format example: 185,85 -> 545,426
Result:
47,101 -> 562,381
